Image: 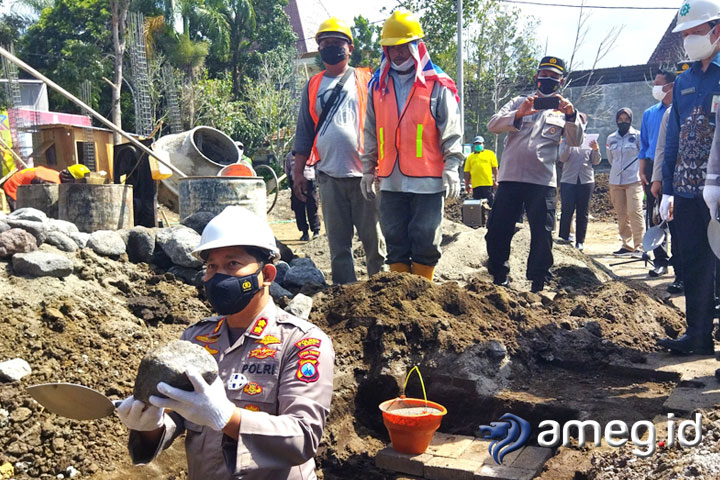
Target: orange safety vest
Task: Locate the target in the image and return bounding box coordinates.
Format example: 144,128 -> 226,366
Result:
374,77 -> 444,178
3,166 -> 60,200
306,67 -> 372,166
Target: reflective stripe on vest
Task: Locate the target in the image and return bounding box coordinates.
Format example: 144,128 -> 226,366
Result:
305,67 -> 372,166
374,77 -> 444,178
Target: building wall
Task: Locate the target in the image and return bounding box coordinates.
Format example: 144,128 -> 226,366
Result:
565,80 -> 658,160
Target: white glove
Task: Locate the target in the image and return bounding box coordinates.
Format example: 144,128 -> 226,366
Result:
149,370 -> 236,432
442,168 -> 460,200
360,173 -> 376,201
116,396 -> 165,431
704,184 -> 720,220
659,194 -> 674,221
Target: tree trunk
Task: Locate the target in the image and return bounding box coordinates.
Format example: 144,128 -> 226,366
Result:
111,1 -> 129,145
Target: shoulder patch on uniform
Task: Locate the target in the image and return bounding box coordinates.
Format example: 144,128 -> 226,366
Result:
295,338 -> 322,350
298,349 -> 321,360
244,404 -> 261,412
296,358 -> 320,383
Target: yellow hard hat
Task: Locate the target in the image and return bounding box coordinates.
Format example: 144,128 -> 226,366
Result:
380,9 -> 424,46
67,164 -> 91,179
315,17 -> 353,44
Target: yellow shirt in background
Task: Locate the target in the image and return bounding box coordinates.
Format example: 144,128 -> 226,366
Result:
464,150 -> 498,188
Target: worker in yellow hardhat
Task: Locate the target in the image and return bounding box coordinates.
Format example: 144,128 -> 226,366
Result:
3,164 -> 87,211
292,17 -> 386,284
360,9 -> 463,281
117,206 -> 335,479
65,164 -> 91,181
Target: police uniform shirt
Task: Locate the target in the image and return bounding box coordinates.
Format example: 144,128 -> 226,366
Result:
558,140 -> 601,185
128,300 -> 335,480
487,96 -> 585,187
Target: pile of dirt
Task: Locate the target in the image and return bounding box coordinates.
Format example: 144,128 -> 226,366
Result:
0,248 -> 207,479
308,273 -> 685,477
591,173 -> 615,221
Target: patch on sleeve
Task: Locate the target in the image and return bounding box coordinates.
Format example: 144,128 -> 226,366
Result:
295,338 -> 321,350
248,347 -> 278,359
297,349 -> 321,360
296,358 -> 320,383
227,373 -> 248,391
244,404 -> 261,412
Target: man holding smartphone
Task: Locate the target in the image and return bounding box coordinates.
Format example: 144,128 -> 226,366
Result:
485,56 -> 584,293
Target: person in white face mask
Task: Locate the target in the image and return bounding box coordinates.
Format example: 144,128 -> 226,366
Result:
639,69 -> 676,277
657,0 -> 720,356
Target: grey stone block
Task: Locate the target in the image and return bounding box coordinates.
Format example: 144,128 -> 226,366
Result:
88,230 -> 127,256
5,219 -> 46,246
181,211 -> 216,234
12,251 -> 73,278
45,231 -> 78,252
47,219 -> 79,236
270,282 -> 292,300
285,293 -> 313,319
127,227 -> 156,263
275,261 -> 290,286
69,232 -> 90,249
156,226 -> 202,268
284,265 -> 326,288
8,207 -> 47,223
133,340 -> 218,403
0,358 -> 32,382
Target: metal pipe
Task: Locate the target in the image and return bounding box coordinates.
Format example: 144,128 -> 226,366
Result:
0,46 -> 186,178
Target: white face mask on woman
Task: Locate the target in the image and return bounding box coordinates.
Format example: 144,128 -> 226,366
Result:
683,28 -> 719,62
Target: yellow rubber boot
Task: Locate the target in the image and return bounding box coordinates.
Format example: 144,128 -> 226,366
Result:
389,262 -> 411,273
411,263 -> 435,280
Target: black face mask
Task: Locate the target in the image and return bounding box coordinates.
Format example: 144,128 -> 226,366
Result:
204,269 -> 263,316
617,122 -> 631,135
537,77 -> 561,96
320,45 -> 347,65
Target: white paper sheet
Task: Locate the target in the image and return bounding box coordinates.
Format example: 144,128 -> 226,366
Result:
581,133 -> 599,150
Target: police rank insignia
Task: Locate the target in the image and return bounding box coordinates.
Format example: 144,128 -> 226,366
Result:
251,318 -> 268,336
295,338 -> 321,350
244,382 -> 263,395
296,358 -> 320,383
244,405 -> 261,412
256,335 -> 281,346
249,347 -> 277,359
227,373 -> 248,391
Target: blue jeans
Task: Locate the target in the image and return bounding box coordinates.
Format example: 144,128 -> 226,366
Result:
379,191 -> 444,266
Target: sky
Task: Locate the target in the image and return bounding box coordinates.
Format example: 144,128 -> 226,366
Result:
330,0 -> 683,70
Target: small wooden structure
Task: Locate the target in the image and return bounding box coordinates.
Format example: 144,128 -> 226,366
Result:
31,124 -> 117,180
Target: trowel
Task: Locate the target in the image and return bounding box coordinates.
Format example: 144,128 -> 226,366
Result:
709,217 -> 720,260
26,383 -> 122,421
643,220 -> 667,253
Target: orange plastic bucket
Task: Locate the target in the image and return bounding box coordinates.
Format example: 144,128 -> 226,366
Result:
380,395 -> 447,454
217,162 -> 255,177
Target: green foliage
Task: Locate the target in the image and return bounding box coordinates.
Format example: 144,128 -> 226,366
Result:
0,13 -> 26,47
19,0 -> 112,114
351,15 -> 381,69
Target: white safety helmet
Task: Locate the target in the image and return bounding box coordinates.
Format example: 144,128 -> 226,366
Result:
192,206 -> 280,262
673,0 -> 720,32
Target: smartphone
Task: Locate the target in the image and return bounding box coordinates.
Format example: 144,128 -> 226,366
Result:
533,96 -> 560,110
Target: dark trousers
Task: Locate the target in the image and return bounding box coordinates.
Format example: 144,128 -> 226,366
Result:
289,178 -> 320,233
559,180 -> 593,244
380,191 -> 443,266
674,195 -> 714,340
486,181 -> 556,282
668,220 -> 683,281
473,186 -> 495,207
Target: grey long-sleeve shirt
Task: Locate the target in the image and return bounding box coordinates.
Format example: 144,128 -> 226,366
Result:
652,107 -> 672,183
606,127 -> 641,186
558,141 -> 601,184
487,96 -> 585,188
361,69 -> 463,194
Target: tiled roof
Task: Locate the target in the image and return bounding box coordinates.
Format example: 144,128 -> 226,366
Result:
648,16 -> 685,65
285,0 -> 326,58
